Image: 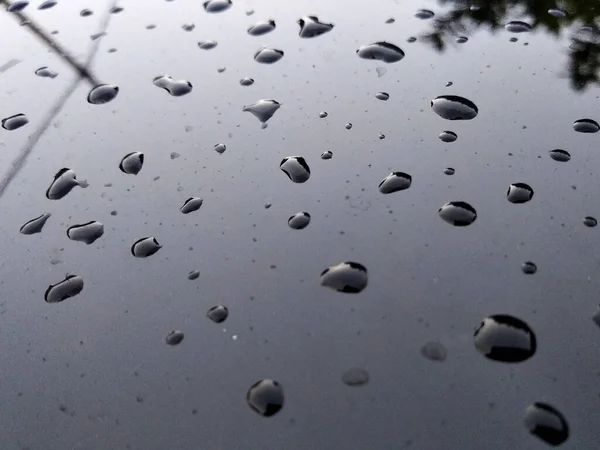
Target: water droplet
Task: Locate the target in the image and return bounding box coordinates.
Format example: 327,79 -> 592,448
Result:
319,111 -> 328,118
90,32 -> 107,41
46,168 -> 88,200
119,152 -> 144,175
524,403 -> 569,446
438,201 -> 477,226
110,5 -> 123,14
406,36 -> 417,43
254,47 -> 284,64
572,118 -> 599,133
180,197 -> 203,214
375,92 -> 389,101
593,306 -> 600,327
321,150 -> 333,160
378,133 -> 386,139
165,330 -> 184,345
548,8 -> 566,17
280,156 -> 310,183
438,130 -> 457,142
203,0 -> 231,13
357,42 -> 404,63
146,24 -> 156,29
421,342 -> 448,362
297,15 -> 334,38
345,123 -> 353,130
170,152 -> 180,160
507,183 -> 534,204
87,84 -> 119,105
1,113 -> 28,131
182,23 -> 195,31
45,274 -> 84,303
38,0 -> 57,10
521,261 -> 537,274
549,149 -> 571,162
385,17 -> 395,24
20,213 -> 51,235
80,8 -> 93,17
243,99 -> 281,124
7,1 -> 29,12
198,40 -> 217,50
213,143 -> 226,154
217,67 -> 226,73
131,237 -> 162,258
444,167 -> 455,175
509,37 -> 518,42
445,81 -> 453,87
246,379 -> 284,417
474,314 -> 536,363
67,221 -> 104,245
341,367 -> 370,386
207,305 -> 229,323
153,76 -> 192,97
378,172 -> 412,194
505,21 -> 532,32
240,77 -> 254,86
188,270 -> 200,280
583,216 -> 597,227
264,202 -> 272,209
414,9 -> 434,19
288,212 -> 311,230
320,261 -> 368,293
247,19 -> 275,36
431,95 -> 478,120
108,48 -> 117,53
456,36 -> 468,43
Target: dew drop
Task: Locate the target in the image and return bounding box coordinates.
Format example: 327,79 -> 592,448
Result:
288,212 -> 311,230
321,150 -> 333,160
243,99 -> 281,124
572,118 -> 599,133
38,0 -> 57,10
509,36 -> 518,42
153,76 -> 192,97
415,9 -> 434,19
45,275 -> 84,303
357,42 -> 404,63
67,221 -> 104,245
548,8 -> 567,17
20,213 -> 51,235
87,84 -> 119,105
378,172 -> 412,194
165,330 -> 184,345
507,183 -> 534,204
187,270 -> 200,280
505,21 -> 532,32
203,0 -> 231,13
46,168 -> 88,200
246,379 -> 284,417
247,19 -> 275,36
170,152 -> 180,160
378,133 -> 386,140
456,36 -> 468,43
521,261 -> 537,274
198,40 -> 218,50
438,201 -> 477,226
280,156 -> 310,183
549,149 -> 571,162
421,342 -> 448,362
110,5 -> 123,14
1,113 -> 28,131
431,95 -> 478,120
119,152 -> 144,175
345,123 -> 353,130
385,17 -> 395,24
7,1 -> 29,12
36,67 -> 58,79
583,216 -> 597,227
240,77 -> 254,86
214,143 -> 226,154
182,23 -> 195,31
297,15 -> 334,38
207,305 -> 229,323
375,92 -> 389,101
319,111 -> 328,118
80,8 -> 93,17
474,314 -> 536,363
254,47 -> 284,64
180,197 -> 203,214
524,403 -> 569,446
406,36 -> 417,43
131,237 -> 162,258
320,261 -> 368,293
341,368 -> 370,386
146,24 -> 156,29
438,130 -> 457,142
444,167 -> 455,175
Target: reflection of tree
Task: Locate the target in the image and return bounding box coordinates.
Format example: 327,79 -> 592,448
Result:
419,0 -> 600,91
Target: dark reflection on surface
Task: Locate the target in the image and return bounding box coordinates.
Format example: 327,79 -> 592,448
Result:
421,0 -> 600,91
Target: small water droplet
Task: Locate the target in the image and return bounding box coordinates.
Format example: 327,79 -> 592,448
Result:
375,92 -> 389,101
505,21 -> 532,32
38,0 -> 57,10
341,367 -> 370,386
119,152 -> 144,175
592,305 -> 600,327
240,77 -> 254,86
438,201 -> 477,226
445,81 -> 453,87
319,111 -> 328,118
7,1 -> 29,12
180,197 -> 203,214
507,183 -> 534,204
247,19 -> 276,36
243,99 -> 281,124
280,156 -> 310,183
345,123 -> 353,130
146,24 -> 156,29
438,130 -> 457,142
297,15 -> 334,38
187,270 -> 200,280
170,152 -> 180,160
207,305 -> 229,323
245,9 -> 254,15
45,274 -> 84,303
406,36 -> 417,43
421,342 -> 448,362
583,216 -> 597,227
548,8 -> 567,17
264,202 -> 272,209
214,143 -> 227,154
573,118 -> 599,133
254,47 -> 284,64
378,172 -> 412,194
376,66 -> 387,77
87,84 -> 119,105
247,379 -> 284,417
217,67 -> 226,73
431,95 -> 478,120
153,76 -> 192,96
357,42 -> 405,63
474,314 -> 536,362
444,167 -> 455,175
198,40 -> 217,50
131,237 -> 162,258
321,150 -> 333,160
90,32 -> 107,41
67,221 -> 104,244
288,212 -> 311,230
80,8 -> 93,17
20,213 -> 51,235
414,9 -> 434,19
108,48 -> 117,53
165,330 -> 184,345
521,261 -> 537,274
320,261 -> 368,293
203,0 -> 231,13
524,403 -> 569,446
110,5 -> 123,14
456,36 -> 468,43
1,113 -> 28,130
509,36 -> 518,42
182,23 -> 195,31
46,168 -> 88,200
549,149 -> 571,162
385,17 -> 395,24
378,133 -> 386,139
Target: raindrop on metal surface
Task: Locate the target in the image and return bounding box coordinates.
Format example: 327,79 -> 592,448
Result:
246,379 -> 284,417
345,123 -> 353,130
243,99 -> 281,124
341,368 -> 370,386
288,212 -> 311,230
357,42 -> 404,63
182,23 -> 195,31
583,216 -> 597,227
87,84 -> 119,105
319,111 -> 328,118
247,19 -> 275,36
80,8 -> 93,17
45,275 -> 84,303
38,0 -> 57,10
320,261 -> 368,293
254,47 -> 284,64
207,305 -> 229,323
153,76 -> 192,97
431,95 -> 478,120
438,130 -> 457,142
165,330 -> 184,346
203,0 -> 231,13
505,21 -> 532,32
119,152 -> 144,175
548,8 -> 567,17
414,9 -> 434,19
378,133 -> 386,139
7,1 -> 29,12
375,92 -> 389,101
444,167 -> 455,175
421,342 -> 448,362
46,168 -> 88,200
297,15 -> 334,38
240,77 -> 254,86
438,202 -> 477,226
20,213 -> 51,235
474,314 -> 536,363
280,156 -> 310,183
549,149 -> 571,162
180,197 -> 203,214
378,172 -> 412,194
507,183 -> 534,204
521,261 -> 537,275
572,118 -> 599,133
456,36 -> 468,43
188,270 -> 200,280
385,17 -> 395,24
524,403 -> 569,446
131,237 -> 162,258
198,40 -> 218,50
321,150 -> 333,160
66,221 -> 104,245
509,36 -> 518,42
1,113 -> 28,131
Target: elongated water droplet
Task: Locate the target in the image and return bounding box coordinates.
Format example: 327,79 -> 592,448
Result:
375,92 -> 389,101
474,314 -> 536,362
415,9 -> 434,19
444,167 -> 455,175
165,330 -> 184,345
521,261 -> 537,274
20,213 -> 51,235
341,368 -> 369,386
573,118 -> 599,133
207,305 -> 229,323
357,42 -> 404,63
288,212 -> 311,230
320,261 -> 368,293
38,0 -> 57,10
319,111 -> 328,118
280,156 -> 310,183
524,403 -> 569,446
182,23 -> 195,31
345,123 -> 353,129
297,15 -> 334,38
505,21 -> 532,32
549,149 -> 570,162
198,40 -> 217,50
87,84 -> 119,105
46,168 -> 88,200
153,76 -> 192,96
431,95 -> 478,120
407,36 -> 417,43
180,197 -> 203,214
548,8 -> 566,17
254,47 -> 284,64
507,183 -> 534,204
240,77 -> 254,86
456,36 -> 468,43
7,1 -> 29,12
35,67 -> 58,78
593,305 -> 600,327
188,270 -> 200,280
119,152 -> 144,175
421,342 -> 448,361
110,5 -> 123,13
248,19 -> 275,36
1,113 -> 28,130
438,130 -> 457,142
246,379 -> 284,417
378,172 -> 412,194
243,99 -> 281,124
583,216 -> 597,227
378,133 -> 386,140
321,150 -> 333,160
45,274 -> 84,303
131,237 -> 161,258
438,201 -> 477,226
203,0 -> 231,13
385,17 -> 395,24
80,8 -> 93,17
67,221 -> 104,245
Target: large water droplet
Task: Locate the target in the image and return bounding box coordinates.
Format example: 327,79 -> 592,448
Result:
438,201 -> 477,226
165,330 -> 184,345
288,212 -> 311,230
131,237 -> 162,258
1,113 -> 28,131
20,213 -> 51,235
572,118 -> 599,133
321,150 -> 333,160
297,15 -> 334,38
507,183 -> 534,204
7,1 -> 29,12
207,305 -> 229,323
247,19 -> 275,36
280,156 -> 310,183
254,47 -> 284,64
240,77 -> 254,86
119,152 -> 144,175
38,0 -> 57,10
474,314 -> 536,363
505,21 -> 532,32
203,0 -> 231,13
46,168 -> 88,200
246,379 -> 284,417
438,130 -> 457,142
320,261 -> 368,293
80,8 -> 93,17
549,149 -> 571,162
198,40 -> 218,50
180,197 -> 203,214
524,403 -> 569,446
378,172 -> 412,194
521,261 -> 537,274
421,342 -> 448,362
548,8 -> 567,17
414,9 -> 434,19
341,368 -> 370,386
67,221 -> 104,244
87,84 -> 119,105
357,42 -> 404,63
375,92 -> 389,101
583,216 -> 597,227
45,275 -> 84,303
431,95 -> 478,120
243,99 -> 280,124
153,76 -> 192,96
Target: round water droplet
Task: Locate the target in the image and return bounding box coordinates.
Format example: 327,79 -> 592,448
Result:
246,379 -> 284,417
474,314 -> 536,362
1,113 -> 28,131
180,197 -> 203,214
321,150 -> 333,160
345,123 -> 353,130
444,167 -> 455,175
375,92 -> 389,101
297,15 -> 334,38
203,0 -> 231,13
438,130 -> 457,142
583,216 -> 597,227
421,342 -> 448,362
288,212 -> 311,230
153,76 -> 192,97
548,8 -> 567,17
320,261 -> 368,293
214,143 -> 226,154
7,1 -> 29,12
505,21 -> 532,32
198,40 -> 217,50
254,47 -> 284,64
507,183 -> 534,204
573,118 -> 599,133
38,0 -> 56,10
341,368 -> 370,386
438,201 -> 477,226
456,36 -> 468,43
243,99 -> 281,124
378,172 -> 412,194
240,77 -> 254,86
415,9 -> 434,19
182,23 -> 195,31
549,149 -> 571,162
45,275 -> 84,303
431,95 -> 478,120
46,168 -> 88,200
524,403 -> 569,446
80,8 -> 93,17
280,156 -> 310,183
119,152 -> 144,175
319,111 -> 328,118
87,84 -> 119,105
165,330 -> 184,345
20,213 -> 51,235
521,261 -> 537,274
188,270 -> 200,280
247,19 -> 275,36
207,305 -> 229,323
357,42 -> 404,63
406,36 -> 417,43
131,237 -> 161,258
67,221 -> 104,245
